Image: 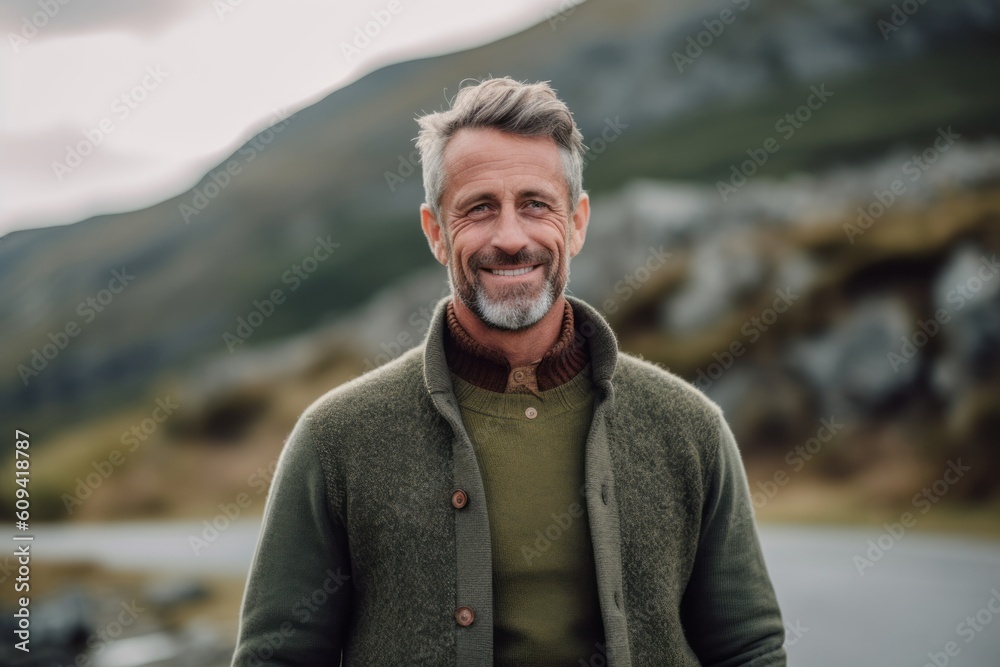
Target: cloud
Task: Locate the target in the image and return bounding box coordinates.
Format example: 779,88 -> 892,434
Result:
0,0 -> 575,236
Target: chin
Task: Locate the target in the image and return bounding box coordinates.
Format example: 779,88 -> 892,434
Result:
473,289 -> 555,331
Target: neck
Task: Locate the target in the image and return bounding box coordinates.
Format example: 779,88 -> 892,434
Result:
450,295 -> 567,368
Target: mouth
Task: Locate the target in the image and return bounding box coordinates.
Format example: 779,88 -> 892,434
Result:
480,264 -> 542,278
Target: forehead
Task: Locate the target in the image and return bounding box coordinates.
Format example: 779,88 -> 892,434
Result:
441,127 -> 567,202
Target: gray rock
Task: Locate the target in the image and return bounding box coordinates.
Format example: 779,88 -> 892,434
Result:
931,244 -> 1000,397
788,298 -> 918,416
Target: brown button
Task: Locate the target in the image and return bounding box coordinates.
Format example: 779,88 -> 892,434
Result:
451,489 -> 468,509
524,406 -> 538,419
455,606 -> 475,626
513,370 -> 525,381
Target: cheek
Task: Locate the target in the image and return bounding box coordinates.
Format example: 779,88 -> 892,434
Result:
450,230 -> 485,264
545,229 -> 568,258
455,248 -> 480,278
539,217 -> 569,245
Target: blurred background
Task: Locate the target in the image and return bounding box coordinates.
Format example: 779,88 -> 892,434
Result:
2,0 -> 1000,665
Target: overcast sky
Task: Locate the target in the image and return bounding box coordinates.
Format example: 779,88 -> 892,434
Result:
0,0 -> 573,237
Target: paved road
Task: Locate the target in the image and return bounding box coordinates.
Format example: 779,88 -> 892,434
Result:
760,526 -> 1000,666
23,521 -> 1000,666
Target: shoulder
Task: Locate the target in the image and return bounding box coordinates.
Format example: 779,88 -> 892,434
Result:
297,345 -> 428,434
615,352 -> 724,420
612,352 -> 727,456
276,345 -> 436,515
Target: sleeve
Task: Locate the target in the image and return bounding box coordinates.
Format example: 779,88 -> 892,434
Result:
231,413 -> 353,666
679,412 -> 787,667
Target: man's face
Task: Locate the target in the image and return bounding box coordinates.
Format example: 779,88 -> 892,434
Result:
420,127 -> 589,331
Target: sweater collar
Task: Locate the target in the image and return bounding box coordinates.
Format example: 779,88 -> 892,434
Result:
424,294 -> 619,403
443,298 -> 589,394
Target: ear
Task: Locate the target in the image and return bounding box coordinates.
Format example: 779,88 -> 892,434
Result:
421,204 -> 449,266
568,192 -> 590,258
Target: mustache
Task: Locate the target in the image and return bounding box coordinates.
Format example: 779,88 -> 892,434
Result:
468,248 -> 554,271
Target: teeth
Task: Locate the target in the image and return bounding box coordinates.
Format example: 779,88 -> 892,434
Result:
490,266 -> 534,276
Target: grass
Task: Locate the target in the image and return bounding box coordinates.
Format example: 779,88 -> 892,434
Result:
756,479 -> 1000,540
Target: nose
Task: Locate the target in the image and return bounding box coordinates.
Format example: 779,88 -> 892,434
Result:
490,203 -> 530,258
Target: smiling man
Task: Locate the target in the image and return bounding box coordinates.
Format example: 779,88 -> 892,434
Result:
232,77 -> 786,666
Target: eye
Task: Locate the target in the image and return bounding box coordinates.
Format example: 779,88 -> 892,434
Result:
525,200 -> 549,210
468,203 -> 492,217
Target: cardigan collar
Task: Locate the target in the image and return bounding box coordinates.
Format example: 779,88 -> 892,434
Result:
423,293 -> 619,404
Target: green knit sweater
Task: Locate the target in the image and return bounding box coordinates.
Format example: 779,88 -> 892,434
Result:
232,295 -> 787,666
451,367 -> 603,665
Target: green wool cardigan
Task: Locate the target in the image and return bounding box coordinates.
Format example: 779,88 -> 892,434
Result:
232,294 -> 787,666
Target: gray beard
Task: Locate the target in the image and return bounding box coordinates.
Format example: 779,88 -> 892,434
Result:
450,261 -> 568,331
472,279 -> 555,331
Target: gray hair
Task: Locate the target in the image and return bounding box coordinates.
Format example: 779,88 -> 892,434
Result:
415,77 -> 585,219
